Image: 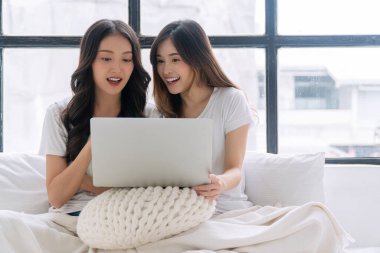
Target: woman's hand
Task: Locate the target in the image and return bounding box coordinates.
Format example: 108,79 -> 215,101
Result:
91,185 -> 110,195
80,175 -> 110,195
192,174 -> 225,200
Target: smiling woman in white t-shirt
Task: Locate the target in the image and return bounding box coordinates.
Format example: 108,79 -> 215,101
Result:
150,19 -> 255,214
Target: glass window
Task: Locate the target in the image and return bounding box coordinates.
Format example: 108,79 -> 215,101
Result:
213,48 -> 266,152
2,0 -> 378,162
141,0 -> 264,35
278,0 -> 380,35
3,0 -> 128,35
141,49 -> 154,102
278,48 -> 380,157
3,49 -> 78,152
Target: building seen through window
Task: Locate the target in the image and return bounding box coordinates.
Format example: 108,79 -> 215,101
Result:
258,65 -> 380,157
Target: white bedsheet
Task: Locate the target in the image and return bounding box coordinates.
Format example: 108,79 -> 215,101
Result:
345,248 -> 380,253
0,202 -> 352,253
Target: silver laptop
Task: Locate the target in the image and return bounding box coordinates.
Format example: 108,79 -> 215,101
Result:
90,118 -> 213,187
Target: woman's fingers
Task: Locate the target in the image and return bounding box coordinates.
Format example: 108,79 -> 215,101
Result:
93,186 -> 110,195
194,189 -> 219,200
196,190 -> 219,197
193,184 -> 218,191
192,174 -> 223,200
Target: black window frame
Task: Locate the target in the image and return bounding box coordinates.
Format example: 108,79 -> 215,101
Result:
0,0 -> 379,164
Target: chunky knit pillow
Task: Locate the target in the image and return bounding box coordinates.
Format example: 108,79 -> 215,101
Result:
77,186 -> 215,249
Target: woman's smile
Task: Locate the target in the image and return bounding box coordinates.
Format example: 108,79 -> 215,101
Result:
107,76 -> 123,86
166,76 -> 180,86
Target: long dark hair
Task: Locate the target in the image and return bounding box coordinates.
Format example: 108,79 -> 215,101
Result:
62,19 -> 150,163
150,19 -> 237,117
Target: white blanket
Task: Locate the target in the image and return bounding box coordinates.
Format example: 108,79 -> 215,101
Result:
0,202 -> 352,253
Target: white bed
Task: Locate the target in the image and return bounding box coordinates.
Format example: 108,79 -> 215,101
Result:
0,151 -> 378,252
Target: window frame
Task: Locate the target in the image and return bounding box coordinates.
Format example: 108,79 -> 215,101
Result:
0,0 -> 379,164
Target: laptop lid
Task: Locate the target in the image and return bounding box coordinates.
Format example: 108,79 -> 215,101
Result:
90,118 -> 212,187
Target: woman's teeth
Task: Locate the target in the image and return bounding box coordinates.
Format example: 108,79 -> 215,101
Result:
107,77 -> 122,83
166,77 -> 180,83
108,77 -> 121,82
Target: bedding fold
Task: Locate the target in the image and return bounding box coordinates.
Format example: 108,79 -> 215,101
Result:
0,202 -> 352,253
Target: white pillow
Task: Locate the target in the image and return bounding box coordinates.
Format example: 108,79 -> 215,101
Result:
243,151 -> 325,206
77,187 -> 215,249
0,153 -> 49,214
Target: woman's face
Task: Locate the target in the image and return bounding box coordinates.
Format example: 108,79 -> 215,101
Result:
156,38 -> 195,95
92,33 -> 134,98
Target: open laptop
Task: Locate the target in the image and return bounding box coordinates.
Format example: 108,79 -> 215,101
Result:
90,118 -> 213,187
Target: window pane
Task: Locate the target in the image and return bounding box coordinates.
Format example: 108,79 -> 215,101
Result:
278,0 -> 380,35
213,48 -> 266,152
143,48 -> 266,152
278,48 -> 380,157
3,49 -> 77,153
3,0 -> 128,35
141,49 -> 154,102
141,0 -> 264,35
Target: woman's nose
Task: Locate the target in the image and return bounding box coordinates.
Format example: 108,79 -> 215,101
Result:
111,60 -> 122,72
162,63 -> 172,75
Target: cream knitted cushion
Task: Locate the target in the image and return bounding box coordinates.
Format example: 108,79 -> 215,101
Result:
77,186 -> 215,249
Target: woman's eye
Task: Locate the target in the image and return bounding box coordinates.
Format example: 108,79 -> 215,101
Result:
157,59 -> 164,64
123,59 -> 132,63
172,58 -> 180,63
101,57 -> 112,62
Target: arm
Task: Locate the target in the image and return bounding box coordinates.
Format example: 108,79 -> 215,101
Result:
46,140 -> 91,208
46,140 -> 109,208
193,124 -> 250,200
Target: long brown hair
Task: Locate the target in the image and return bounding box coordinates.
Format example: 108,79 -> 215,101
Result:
62,19 -> 150,163
150,19 -> 238,118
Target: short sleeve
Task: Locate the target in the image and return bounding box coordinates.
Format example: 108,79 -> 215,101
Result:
39,102 -> 68,156
224,89 -> 254,134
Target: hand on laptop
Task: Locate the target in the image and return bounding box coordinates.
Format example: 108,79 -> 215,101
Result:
80,174 -> 110,195
192,174 -> 225,200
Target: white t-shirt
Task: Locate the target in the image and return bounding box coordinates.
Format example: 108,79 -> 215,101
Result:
39,98 -> 161,214
198,87 -> 254,213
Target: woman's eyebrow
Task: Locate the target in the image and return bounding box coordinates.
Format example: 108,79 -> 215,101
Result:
97,50 -> 133,54
156,53 -> 180,57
